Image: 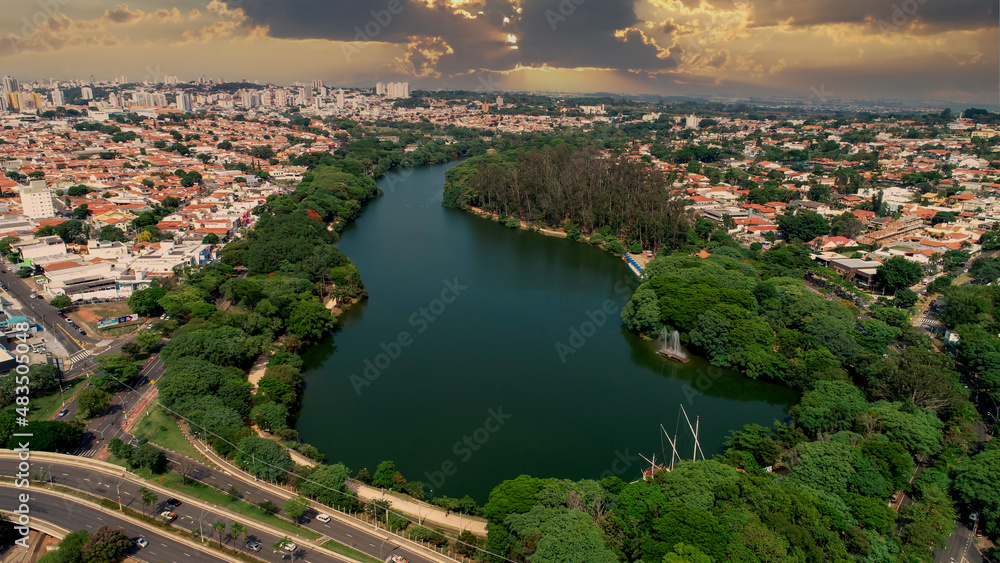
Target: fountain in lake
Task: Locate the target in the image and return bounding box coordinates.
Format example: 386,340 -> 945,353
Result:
657,327 -> 690,364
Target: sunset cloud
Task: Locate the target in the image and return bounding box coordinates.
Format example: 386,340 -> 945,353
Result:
0,0 -> 993,103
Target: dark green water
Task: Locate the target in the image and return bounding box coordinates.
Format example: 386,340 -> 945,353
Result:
297,161 -> 798,502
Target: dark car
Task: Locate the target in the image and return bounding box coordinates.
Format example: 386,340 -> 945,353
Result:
165,498 -> 181,507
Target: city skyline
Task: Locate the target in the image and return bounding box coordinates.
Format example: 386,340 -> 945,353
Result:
0,0 -> 996,104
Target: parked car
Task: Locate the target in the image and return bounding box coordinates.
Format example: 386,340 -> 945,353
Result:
316,513 -> 331,523
78,329 -> 86,335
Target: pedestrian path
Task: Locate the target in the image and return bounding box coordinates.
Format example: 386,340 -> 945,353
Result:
69,350 -> 91,363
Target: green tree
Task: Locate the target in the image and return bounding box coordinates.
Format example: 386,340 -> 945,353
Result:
250,401 -> 288,432
128,286 -> 167,317
282,495 -> 310,525
620,287 -> 661,335
132,442 -> 167,473
777,211 -> 830,242
372,460 -> 402,490
37,530 -> 89,563
829,212 -> 862,239
210,520 -> 226,547
98,225 -> 127,242
135,329 -> 160,352
139,486 -> 157,516
53,220 -> 86,244
286,298 -> 334,342
894,288 -> 918,308
80,526 -> 131,563
202,233 -> 220,244
229,521 -> 247,545
96,354 -> 139,385
77,388 -> 112,418
234,436 -> 292,482
952,449 -> 1000,535
791,381 -> 867,435
49,295 -> 72,309
876,256 -> 923,292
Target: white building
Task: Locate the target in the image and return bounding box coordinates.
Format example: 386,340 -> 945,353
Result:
387,82 -> 409,98
177,92 -> 194,112
19,180 -> 55,219
51,89 -> 64,107
81,87 -> 93,100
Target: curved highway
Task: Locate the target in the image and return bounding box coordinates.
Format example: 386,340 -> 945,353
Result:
0,487 -> 228,563
0,454 -> 437,563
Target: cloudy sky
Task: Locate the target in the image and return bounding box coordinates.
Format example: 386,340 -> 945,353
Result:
1,0 -> 996,103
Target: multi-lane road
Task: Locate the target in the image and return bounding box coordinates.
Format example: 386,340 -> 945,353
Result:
74,353 -> 163,458
0,454 -> 442,563
1,486 -> 226,563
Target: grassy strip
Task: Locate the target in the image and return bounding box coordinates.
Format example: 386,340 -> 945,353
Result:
130,405 -> 211,465
30,380 -> 86,421
321,540 -> 383,563
104,461 -> 320,541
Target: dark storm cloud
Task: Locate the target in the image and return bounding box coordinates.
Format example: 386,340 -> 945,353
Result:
222,0 -> 671,74
741,0 -> 997,33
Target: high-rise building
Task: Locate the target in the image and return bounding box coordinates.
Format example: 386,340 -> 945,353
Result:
684,114 -> 699,129
1,76 -> 19,94
51,89 -> 64,107
108,92 -> 120,108
336,89 -> 345,110
177,92 -> 194,112
496,96 -> 503,108
20,180 -> 55,219
81,87 -> 93,100
386,82 -> 409,99
239,91 -> 259,108
376,82 -> 386,96
274,90 -> 288,106
312,79 -> 326,88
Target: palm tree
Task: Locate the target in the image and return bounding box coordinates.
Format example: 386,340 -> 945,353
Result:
138,487 -> 157,516
229,522 -> 247,546
271,536 -> 292,554
210,520 -> 226,547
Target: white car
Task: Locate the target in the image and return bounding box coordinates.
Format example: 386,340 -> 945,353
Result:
282,542 -> 297,552
316,513 -> 331,523
135,537 -> 148,548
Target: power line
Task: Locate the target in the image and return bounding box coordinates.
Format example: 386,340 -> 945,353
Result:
97,364 -> 514,563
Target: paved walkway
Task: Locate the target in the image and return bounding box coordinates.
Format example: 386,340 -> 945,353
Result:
180,422 -> 487,536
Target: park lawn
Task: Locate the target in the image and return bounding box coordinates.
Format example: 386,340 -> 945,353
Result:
30,379 -> 85,421
321,540 -> 383,563
130,405 -> 211,465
